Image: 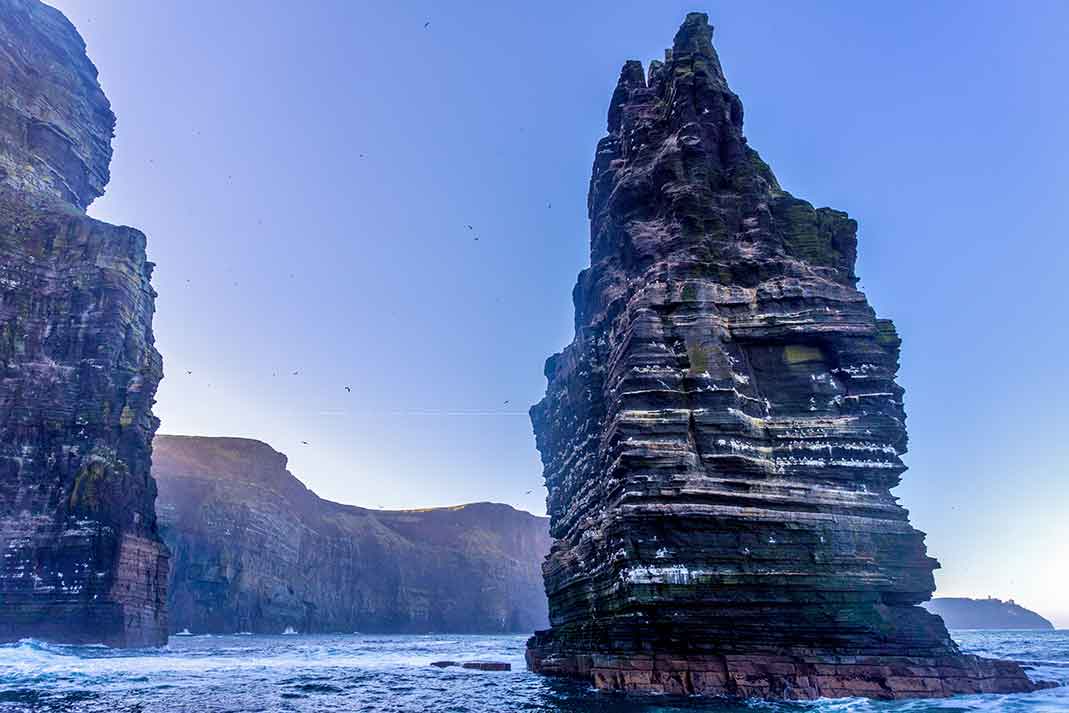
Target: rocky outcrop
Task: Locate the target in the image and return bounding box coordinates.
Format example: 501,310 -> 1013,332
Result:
526,13 -> 1048,699
0,0 -> 167,646
924,598 -> 1055,631
154,435 -> 550,635
0,0 -> 113,210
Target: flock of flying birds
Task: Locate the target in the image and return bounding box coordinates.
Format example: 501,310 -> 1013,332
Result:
180,347 -> 536,508
169,17 -> 548,511
182,357 -> 538,507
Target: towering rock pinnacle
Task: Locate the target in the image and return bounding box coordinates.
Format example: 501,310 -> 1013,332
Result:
0,0 -> 167,646
527,13 -> 1045,699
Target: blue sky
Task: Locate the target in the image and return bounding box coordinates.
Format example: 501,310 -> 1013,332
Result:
51,1 -> 1067,626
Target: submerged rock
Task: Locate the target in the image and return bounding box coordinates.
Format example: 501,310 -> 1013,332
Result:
526,13 -> 1048,699
0,0 -> 167,646
462,661 -> 511,671
430,661 -> 512,671
153,435 -> 550,635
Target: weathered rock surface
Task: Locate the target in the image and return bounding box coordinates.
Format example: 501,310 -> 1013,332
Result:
526,13 -> 1049,699
154,435 -> 550,635
0,0 -> 113,210
924,598 -> 1055,631
0,0 -> 167,647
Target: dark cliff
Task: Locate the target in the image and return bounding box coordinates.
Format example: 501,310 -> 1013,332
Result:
0,0 -> 167,646
153,435 -> 550,635
924,598 -> 1055,631
526,13 -> 1046,699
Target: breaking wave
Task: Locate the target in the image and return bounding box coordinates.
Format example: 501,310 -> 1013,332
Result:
0,631 -> 1065,712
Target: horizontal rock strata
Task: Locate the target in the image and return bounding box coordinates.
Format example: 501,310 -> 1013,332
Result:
154,435 -> 550,635
0,0 -> 167,647
526,13 -> 1049,699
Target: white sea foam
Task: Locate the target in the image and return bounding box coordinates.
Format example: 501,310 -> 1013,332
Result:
0,632 -> 1062,711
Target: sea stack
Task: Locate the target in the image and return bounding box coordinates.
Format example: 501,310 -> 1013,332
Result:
527,13 -> 1044,699
0,0 -> 167,646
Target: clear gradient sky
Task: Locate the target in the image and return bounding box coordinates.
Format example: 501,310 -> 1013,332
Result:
49,1 -> 1067,626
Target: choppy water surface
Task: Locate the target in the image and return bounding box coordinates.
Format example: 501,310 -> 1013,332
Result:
0,630 -> 1065,712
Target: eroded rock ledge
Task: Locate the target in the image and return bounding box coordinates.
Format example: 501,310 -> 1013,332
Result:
0,0 -> 167,647
526,13 -> 1049,699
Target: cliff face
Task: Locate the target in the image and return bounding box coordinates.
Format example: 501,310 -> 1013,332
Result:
0,0 -> 167,646
153,435 -> 550,635
526,13 -> 1044,699
924,598 -> 1055,631
0,0 -> 113,210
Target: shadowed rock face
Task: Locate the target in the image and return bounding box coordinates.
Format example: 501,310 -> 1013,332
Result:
0,0 -> 167,647
526,13 -> 1046,699
154,435 -> 550,635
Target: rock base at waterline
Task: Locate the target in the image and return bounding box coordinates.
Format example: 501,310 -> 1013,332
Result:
527,633 -> 1051,699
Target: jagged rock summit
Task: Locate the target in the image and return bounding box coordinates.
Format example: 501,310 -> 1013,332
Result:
526,13 -> 1048,699
0,0 -> 167,646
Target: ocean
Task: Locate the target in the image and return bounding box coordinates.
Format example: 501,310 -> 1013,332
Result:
0,630 -> 1065,712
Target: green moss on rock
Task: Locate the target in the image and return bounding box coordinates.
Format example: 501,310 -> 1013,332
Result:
771,194 -> 857,278
783,344 -> 824,365
68,458 -> 109,514
875,319 -> 901,349
687,342 -> 710,374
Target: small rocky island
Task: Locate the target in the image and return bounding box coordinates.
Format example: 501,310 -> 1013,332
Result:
0,0 -> 167,646
924,598 -> 1055,631
526,13 -> 1048,699
154,435 -> 550,634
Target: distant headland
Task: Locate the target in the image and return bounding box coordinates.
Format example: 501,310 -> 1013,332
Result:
924,598 -> 1055,630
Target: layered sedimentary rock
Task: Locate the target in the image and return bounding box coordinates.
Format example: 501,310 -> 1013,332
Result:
154,435 -> 550,634
923,598 -> 1055,631
527,13 -> 1048,699
0,0 -> 167,646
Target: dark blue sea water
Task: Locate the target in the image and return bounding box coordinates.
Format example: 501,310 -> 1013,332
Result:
0,630 -> 1065,712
